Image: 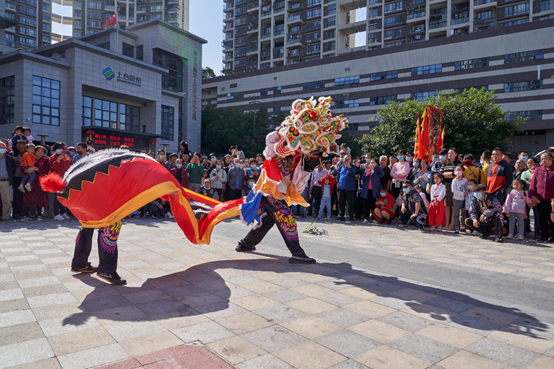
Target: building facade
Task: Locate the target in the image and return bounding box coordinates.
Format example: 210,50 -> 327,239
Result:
3,0 -> 54,51
203,19 -> 554,154
0,20 -> 205,153
221,0 -> 553,75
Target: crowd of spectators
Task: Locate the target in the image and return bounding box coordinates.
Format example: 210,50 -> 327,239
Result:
1,125 -> 553,244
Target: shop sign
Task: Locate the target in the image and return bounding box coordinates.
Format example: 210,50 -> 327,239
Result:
102,67 -> 142,87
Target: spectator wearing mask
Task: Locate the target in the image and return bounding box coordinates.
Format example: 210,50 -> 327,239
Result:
465,184 -> 504,243
399,181 -> 427,231
167,153 -> 178,170
412,159 -> 432,195
170,159 -> 189,189
209,159 -> 227,198
360,159 -> 384,223
186,154 -> 205,192
245,176 -> 257,196
67,146 -> 77,159
256,154 -> 265,166
373,186 -> 395,224
451,165 -> 468,234
428,173 -> 446,231
309,163 -> 328,218
390,150 -> 410,199
49,142 -> 73,221
529,152 -> 554,242
513,159 -> 526,181
73,142 -> 89,164
227,158 -> 245,200
0,141 -> 16,221
337,155 -> 358,222
437,148 -> 462,231
486,147 -> 513,205
199,179 -> 219,200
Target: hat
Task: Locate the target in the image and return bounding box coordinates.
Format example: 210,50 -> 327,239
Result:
203,178 -> 211,183
68,146 -> 75,150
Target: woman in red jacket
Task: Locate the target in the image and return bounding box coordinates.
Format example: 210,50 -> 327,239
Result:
529,152 -> 554,242
48,142 -> 73,220
170,159 -> 189,189
373,186 -> 395,224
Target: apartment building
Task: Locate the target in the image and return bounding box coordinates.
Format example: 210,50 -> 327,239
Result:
203,19 -> 554,153
221,0 -> 553,75
3,0 -> 54,51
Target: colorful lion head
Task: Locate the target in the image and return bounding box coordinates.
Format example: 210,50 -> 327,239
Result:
273,97 -> 348,157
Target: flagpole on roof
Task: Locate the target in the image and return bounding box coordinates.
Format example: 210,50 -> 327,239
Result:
116,7 -> 119,54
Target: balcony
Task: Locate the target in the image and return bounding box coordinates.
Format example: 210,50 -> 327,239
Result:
429,20 -> 447,29
235,59 -> 247,68
474,17 -> 497,30
273,47 -> 284,59
287,14 -> 302,23
260,49 -> 271,61
261,27 -> 272,39
274,24 -> 285,36
534,0 -> 554,13
339,19 -> 367,33
338,0 -> 367,11
222,41 -> 233,50
261,5 -> 272,17
223,53 -> 233,61
247,42 -> 258,54
287,36 -> 302,45
302,33 -> 321,43
247,23 -> 259,32
303,0 -> 322,9
274,1 -> 285,13
224,1 -> 234,10
288,2 -> 302,12
451,16 -> 469,25
247,3 -> 259,12
407,4 -> 426,21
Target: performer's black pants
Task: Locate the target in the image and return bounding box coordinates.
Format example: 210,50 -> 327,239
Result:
312,186 -> 322,216
71,221 -> 121,274
238,196 -> 308,257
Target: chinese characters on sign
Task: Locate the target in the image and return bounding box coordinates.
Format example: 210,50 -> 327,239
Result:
93,133 -> 135,148
116,72 -> 142,87
192,51 -> 198,120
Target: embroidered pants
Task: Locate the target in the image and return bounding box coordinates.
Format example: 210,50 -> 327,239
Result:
71,221 -> 122,274
238,196 -> 307,257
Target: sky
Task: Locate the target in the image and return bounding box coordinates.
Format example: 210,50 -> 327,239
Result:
190,0 -> 224,74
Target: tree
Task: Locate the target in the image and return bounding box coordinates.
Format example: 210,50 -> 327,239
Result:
357,88 -> 526,158
202,67 -> 216,79
201,105 -> 287,157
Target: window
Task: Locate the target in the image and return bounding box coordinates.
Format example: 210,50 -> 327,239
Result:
411,63 -> 442,76
334,75 -> 359,86
88,1 -> 102,9
260,88 -> 268,96
97,42 -> 110,50
384,15 -> 403,26
18,5 -> 36,16
93,98 -> 118,129
384,28 -> 403,40
324,4 -> 336,15
161,105 -> 174,140
411,91 -> 439,101
87,21 -> 103,28
18,26 -> 37,37
501,2 -> 529,17
370,70 -> 398,81
19,16 -> 36,27
504,50 -> 544,63
303,80 -> 326,90
122,43 -> 134,57
83,96 -> 140,132
504,110 -> 542,121
87,11 -> 102,19
384,1 -> 403,14
149,5 -> 163,12
0,77 -> 15,126
227,92 -> 244,100
272,107 -> 281,115
370,95 -> 397,105
335,99 -> 359,108
305,8 -> 322,20
274,86 -> 282,94
476,10 -> 493,20
136,45 -> 143,61
32,76 -> 60,126
324,16 -> 336,28
82,96 -> 92,127
455,57 -> 489,70
504,80 -> 542,93
153,49 -> 183,92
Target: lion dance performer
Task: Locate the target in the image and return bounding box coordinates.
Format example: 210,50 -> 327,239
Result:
237,97 -> 348,263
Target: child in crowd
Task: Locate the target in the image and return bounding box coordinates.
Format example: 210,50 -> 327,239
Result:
465,179 -> 478,235
428,173 -> 446,231
10,126 -> 24,149
399,181 -> 427,231
451,165 -> 468,234
373,186 -> 395,224
503,179 -> 529,241
318,174 -> 336,220
24,127 -> 34,144
414,184 -> 429,210
18,143 -> 36,192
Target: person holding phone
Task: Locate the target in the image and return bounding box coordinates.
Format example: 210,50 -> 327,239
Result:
48,142 -> 73,221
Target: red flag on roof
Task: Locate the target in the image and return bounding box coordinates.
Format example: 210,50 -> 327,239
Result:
102,14 -> 117,29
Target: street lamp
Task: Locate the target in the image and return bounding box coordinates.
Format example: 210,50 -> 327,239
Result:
249,100 -> 260,143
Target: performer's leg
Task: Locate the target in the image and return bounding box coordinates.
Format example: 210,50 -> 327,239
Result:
237,210 -> 275,251
96,221 -> 125,284
71,227 -> 95,272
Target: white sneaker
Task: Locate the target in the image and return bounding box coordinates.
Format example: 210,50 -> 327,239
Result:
54,214 -> 65,221
19,216 -> 29,222
465,229 -> 472,235
25,183 -> 32,192
62,213 -> 70,220
472,231 -> 480,236
506,234 -> 513,239
17,185 -> 25,193
518,235 -> 524,241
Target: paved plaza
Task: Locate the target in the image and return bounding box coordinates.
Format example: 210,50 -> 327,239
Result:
1,217 -> 554,369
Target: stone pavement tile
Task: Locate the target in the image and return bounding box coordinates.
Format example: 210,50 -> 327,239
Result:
81,294 -> 133,313
21,283 -> 69,298
17,276 -> 61,289
487,328 -> 554,354
11,357 -> 62,369
281,316 -> 341,339
293,273 -> 333,284
290,284 -> 334,297
416,323 -> 482,349
354,345 -> 431,369
314,278 -> 353,291
232,295 -> 279,311
178,292 -> 225,307
263,289 -> 308,304
215,311 -> 274,335
390,334 -> 458,363
348,320 -> 410,344
236,354 -> 293,369
135,298 -> 187,317
47,326 -> 116,356
526,355 -> 554,369
0,337 -> 55,368
226,275 -> 264,287
212,284 -> 256,300
370,295 -> 412,310
93,305 -> 151,326
402,303 -> 456,322
437,350 -> 514,369
121,289 -> 172,304
0,280 -> 21,291
172,321 -> 235,344
465,338 -> 540,369
263,277 -> 307,288
343,300 -> 396,318
377,311 -> 436,332
196,301 -> 247,320
315,291 -> 361,307
118,331 -> 183,357
481,266 -> 518,274
390,288 -> 437,302
327,359 -> 372,369
424,296 -> 475,314
254,304 -> 307,324
341,286 -> 383,300
104,320 -> 166,342
242,281 -> 283,294
314,329 -> 380,357
242,325 -> 306,352
461,307 -> 520,326
207,336 -> 267,365
153,313 -> 210,331
286,297 -> 336,315
273,340 -> 347,369
0,322 -> 44,346
0,309 -> 36,328
39,315 -> 100,337
316,308 -> 369,328
0,288 -> 24,302
57,343 -> 129,369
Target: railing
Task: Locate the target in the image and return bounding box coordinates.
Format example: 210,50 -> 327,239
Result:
429,20 -> 447,28
274,2 -> 285,13
274,24 -> 285,35
273,47 -> 284,58
6,1 -> 16,9
474,0 -> 495,5
260,50 -> 271,61
407,11 -> 425,19
261,27 -> 272,38
288,14 -> 302,22
247,43 -> 258,53
535,1 -> 554,12
451,17 -> 469,24
287,37 -> 301,44
368,0 -> 381,5
474,17 -> 496,25
288,2 -> 302,12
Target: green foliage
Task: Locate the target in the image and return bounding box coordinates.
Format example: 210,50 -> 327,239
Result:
302,222 -> 328,236
357,88 -> 526,158
201,105 -> 287,157
202,67 -> 216,79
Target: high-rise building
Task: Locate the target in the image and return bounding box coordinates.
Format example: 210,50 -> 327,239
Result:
3,0 -> 54,51
72,0 -> 190,38
221,0 -> 552,75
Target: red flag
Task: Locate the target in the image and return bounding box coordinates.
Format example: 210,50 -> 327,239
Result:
414,114 -> 420,159
420,108 -> 430,161
102,14 -> 117,29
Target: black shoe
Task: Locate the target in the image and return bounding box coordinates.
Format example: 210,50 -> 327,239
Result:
495,236 -> 503,243
289,255 -> 316,264
235,244 -> 257,253
348,218 -> 355,222
339,217 -> 346,221
454,229 -> 459,235
71,263 -> 97,273
479,230 -> 492,239
418,224 -> 425,232
387,219 -> 392,225
95,272 -> 127,285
